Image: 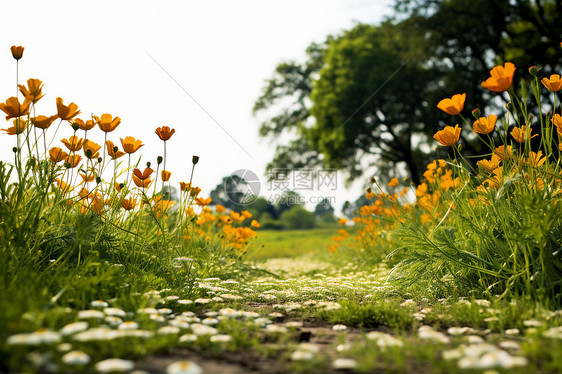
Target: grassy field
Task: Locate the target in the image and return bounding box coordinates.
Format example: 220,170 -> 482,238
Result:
248,228 -> 339,260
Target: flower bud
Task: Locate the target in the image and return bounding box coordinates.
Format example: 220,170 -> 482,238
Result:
96,176 -> 102,184
71,123 -> 80,132
12,147 -> 18,153
528,65 -> 541,76
157,156 -> 163,165
192,155 -> 200,165
97,157 -> 102,163
10,46 -> 24,61
471,108 -> 481,119
146,161 -> 151,168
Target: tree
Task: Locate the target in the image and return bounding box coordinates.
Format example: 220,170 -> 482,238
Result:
280,206 -> 316,230
255,1 -> 562,184
314,200 -> 336,224
255,22 -> 442,186
209,175 -> 250,211
275,190 -> 304,216
245,197 -> 277,220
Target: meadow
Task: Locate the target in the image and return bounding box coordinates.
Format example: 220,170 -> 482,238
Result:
1,45 -> 562,373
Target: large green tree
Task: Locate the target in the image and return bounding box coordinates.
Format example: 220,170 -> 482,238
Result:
254,0 -> 562,185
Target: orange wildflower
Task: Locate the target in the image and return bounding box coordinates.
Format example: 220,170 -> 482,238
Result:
180,182 -> 191,192
96,113 -> 121,132
55,178 -> 72,193
132,175 -> 152,188
49,147 -> 68,163
190,186 -> 201,197
61,136 -> 84,152
541,74 -> 562,92
56,97 -> 81,121
0,96 -> 31,120
2,119 -> 28,135
114,182 -> 123,192
72,118 -> 96,131
433,124 -> 461,146
511,125 -> 537,143
481,62 -> 516,92
120,197 -> 137,211
251,220 -> 261,228
551,114 -> 562,135
161,170 -> 172,182
195,197 -> 212,206
120,136 -> 143,154
83,139 -> 101,159
105,140 -> 126,159
215,204 -> 226,213
338,218 -> 347,225
525,151 -> 546,167
133,167 -> 154,180
476,154 -> 501,172
78,187 -> 90,199
65,154 -> 82,168
241,210 -> 252,219
437,93 -> 466,115
79,172 -> 96,184
155,126 -> 176,141
18,79 -> 44,103
33,115 -> 58,129
388,178 -> 399,187
10,45 -> 24,60
473,114 -> 497,134
494,145 -> 513,160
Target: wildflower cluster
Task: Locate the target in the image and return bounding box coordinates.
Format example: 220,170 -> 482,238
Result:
0,46 -> 258,262
333,58 -> 562,303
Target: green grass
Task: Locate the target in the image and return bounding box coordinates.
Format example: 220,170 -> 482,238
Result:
248,228 -> 340,260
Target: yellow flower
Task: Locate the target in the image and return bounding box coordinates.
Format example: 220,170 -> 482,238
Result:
541,74 -> 562,92
433,124 -> 461,146
473,114 -> 497,134
18,79 -> 44,103
83,139 -> 101,159
161,170 -> 172,182
61,136 -> 84,152
0,96 -> 31,120
180,182 -> 191,192
388,178 -> 399,187
494,145 -> 513,160
551,114 -> 562,135
56,98 -> 81,121
1,119 -> 28,135
10,45 -> 24,60
65,154 -> 82,168
56,178 -> 72,193
525,151 -> 546,167
476,154 -> 501,172
511,125 -> 537,143
481,62 -> 516,92
72,118 -> 96,131
251,220 -> 260,228
216,204 -> 226,213
155,126 -> 176,141
49,147 -> 68,163
79,172 -> 96,184
133,167 -> 154,180
96,113 -> 121,132
120,197 -> 137,211
437,93 -> 466,115
190,186 -> 201,197
195,197 -> 212,206
132,175 -> 152,188
105,140 -> 125,159
33,115 -> 58,129
120,136 -> 143,154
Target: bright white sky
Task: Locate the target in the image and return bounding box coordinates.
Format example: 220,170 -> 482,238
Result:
0,0 -> 393,213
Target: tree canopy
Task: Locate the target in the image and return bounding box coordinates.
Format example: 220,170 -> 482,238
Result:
254,0 -> 562,185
